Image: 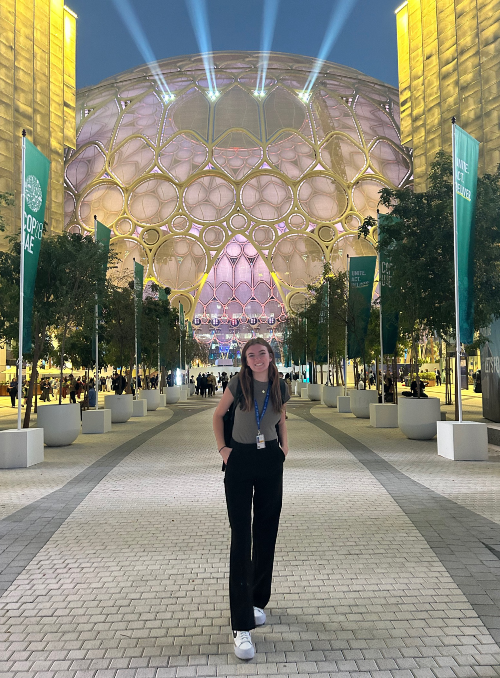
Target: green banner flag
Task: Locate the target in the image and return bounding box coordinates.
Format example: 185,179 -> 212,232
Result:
179,302 -> 185,328
92,220 -> 111,362
158,288 -> 169,368
22,137 -> 50,350
315,282 -> 328,363
95,220 -> 111,279
187,320 -> 193,338
378,214 -> 400,355
134,261 -> 144,365
453,124 -> 480,345
347,256 -> 376,359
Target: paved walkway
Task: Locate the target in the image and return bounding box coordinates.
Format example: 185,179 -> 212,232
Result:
1,395 -> 500,677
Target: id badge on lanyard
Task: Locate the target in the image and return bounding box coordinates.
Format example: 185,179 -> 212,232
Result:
255,384 -> 270,449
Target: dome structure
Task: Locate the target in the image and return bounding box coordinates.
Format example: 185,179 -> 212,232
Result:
65,51 -> 412,353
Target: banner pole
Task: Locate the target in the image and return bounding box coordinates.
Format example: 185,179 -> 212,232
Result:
157,320 -> 160,390
344,254 -> 349,396
94,216 -> 99,410
17,130 -> 26,430
452,117 -> 463,422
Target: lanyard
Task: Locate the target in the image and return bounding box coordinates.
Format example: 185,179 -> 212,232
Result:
255,383 -> 271,434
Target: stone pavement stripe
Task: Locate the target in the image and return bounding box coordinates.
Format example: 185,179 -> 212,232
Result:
294,403 -> 500,646
0,404 -> 214,599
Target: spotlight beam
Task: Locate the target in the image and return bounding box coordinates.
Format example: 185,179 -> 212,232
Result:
256,0 -> 280,95
185,0 -> 217,95
303,0 -> 358,97
110,0 -> 173,100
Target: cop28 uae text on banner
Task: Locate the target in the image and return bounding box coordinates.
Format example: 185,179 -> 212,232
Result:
453,123 -> 480,345
347,256 -> 376,359
22,137 -> 50,350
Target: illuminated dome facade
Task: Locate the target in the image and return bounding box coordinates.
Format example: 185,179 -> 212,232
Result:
65,52 -> 412,351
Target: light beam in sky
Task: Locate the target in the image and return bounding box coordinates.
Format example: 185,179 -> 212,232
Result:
185,0 -> 218,98
255,0 -> 280,96
300,0 -> 358,100
109,0 -> 174,101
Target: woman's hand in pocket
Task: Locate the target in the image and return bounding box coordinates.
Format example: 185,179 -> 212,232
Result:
220,446 -> 232,463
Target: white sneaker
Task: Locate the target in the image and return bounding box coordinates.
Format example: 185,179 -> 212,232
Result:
253,606 -> 266,626
233,630 -> 254,660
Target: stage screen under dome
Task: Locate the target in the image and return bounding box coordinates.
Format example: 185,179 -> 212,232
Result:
64,51 -> 412,358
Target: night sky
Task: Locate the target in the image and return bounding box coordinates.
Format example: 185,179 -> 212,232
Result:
70,0 -> 401,91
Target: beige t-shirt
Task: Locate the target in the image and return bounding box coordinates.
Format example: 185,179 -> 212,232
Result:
228,375 -> 290,444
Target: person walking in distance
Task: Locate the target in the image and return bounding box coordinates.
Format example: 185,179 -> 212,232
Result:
212,338 -> 290,660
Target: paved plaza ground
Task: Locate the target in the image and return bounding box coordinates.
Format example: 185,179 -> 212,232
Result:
2,389 -> 500,678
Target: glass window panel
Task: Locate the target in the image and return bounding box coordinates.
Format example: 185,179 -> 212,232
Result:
267,133 -> 315,180
128,178 -> 178,225
184,176 -> 235,221
79,184 -> 124,230
153,236 -> 207,289
110,137 -> 155,185
66,144 -> 106,192
159,133 -> 208,182
298,176 -> 348,221
241,175 -> 292,221
213,86 -> 261,140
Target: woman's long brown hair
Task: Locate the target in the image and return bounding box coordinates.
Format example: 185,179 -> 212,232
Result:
238,338 -> 282,412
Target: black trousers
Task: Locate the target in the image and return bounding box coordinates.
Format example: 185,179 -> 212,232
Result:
224,439 -> 284,631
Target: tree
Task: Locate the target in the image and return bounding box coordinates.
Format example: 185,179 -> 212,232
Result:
0,192 -> 14,233
0,233 -> 107,423
377,151 -> 500,396
102,280 -> 135,388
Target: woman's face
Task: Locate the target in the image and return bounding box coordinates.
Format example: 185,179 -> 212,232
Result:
245,344 -> 272,378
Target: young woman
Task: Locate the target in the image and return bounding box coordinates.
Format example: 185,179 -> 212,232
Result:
213,338 -> 290,660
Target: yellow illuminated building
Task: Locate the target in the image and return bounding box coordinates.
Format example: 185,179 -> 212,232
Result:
0,0 -> 77,237
396,0 -> 500,190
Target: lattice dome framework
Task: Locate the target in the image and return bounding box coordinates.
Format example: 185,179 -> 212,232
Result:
65,52 -> 412,354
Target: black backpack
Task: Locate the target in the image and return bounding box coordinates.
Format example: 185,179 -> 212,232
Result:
222,378 -> 287,470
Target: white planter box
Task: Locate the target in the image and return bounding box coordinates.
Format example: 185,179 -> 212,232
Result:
132,399 -> 147,417
348,390 -> 379,418
37,403 -> 81,447
437,421 -> 488,461
307,384 -> 323,401
323,385 -> 343,408
189,383 -> 195,395
294,380 -> 303,395
82,409 -> 112,434
398,397 -> 441,439
0,428 -> 44,468
165,386 -> 180,404
370,403 -> 398,428
139,389 -> 160,411
337,395 -> 351,412
159,393 -> 167,407
179,387 -> 189,401
301,387 -> 309,399
104,394 -> 133,423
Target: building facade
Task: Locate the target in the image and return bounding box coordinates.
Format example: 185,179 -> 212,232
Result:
396,0 -> 500,190
66,52 -> 413,355
0,0 -> 76,236
0,0 -> 76,381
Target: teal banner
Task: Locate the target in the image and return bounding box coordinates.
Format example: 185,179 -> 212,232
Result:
95,220 -> 111,281
315,282 -> 328,363
158,287 -> 169,368
347,256 -> 376,359
22,137 -> 50,350
93,221 -> 111,361
134,261 -> 144,365
378,214 -> 399,355
179,302 -> 185,328
454,124 -> 480,345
